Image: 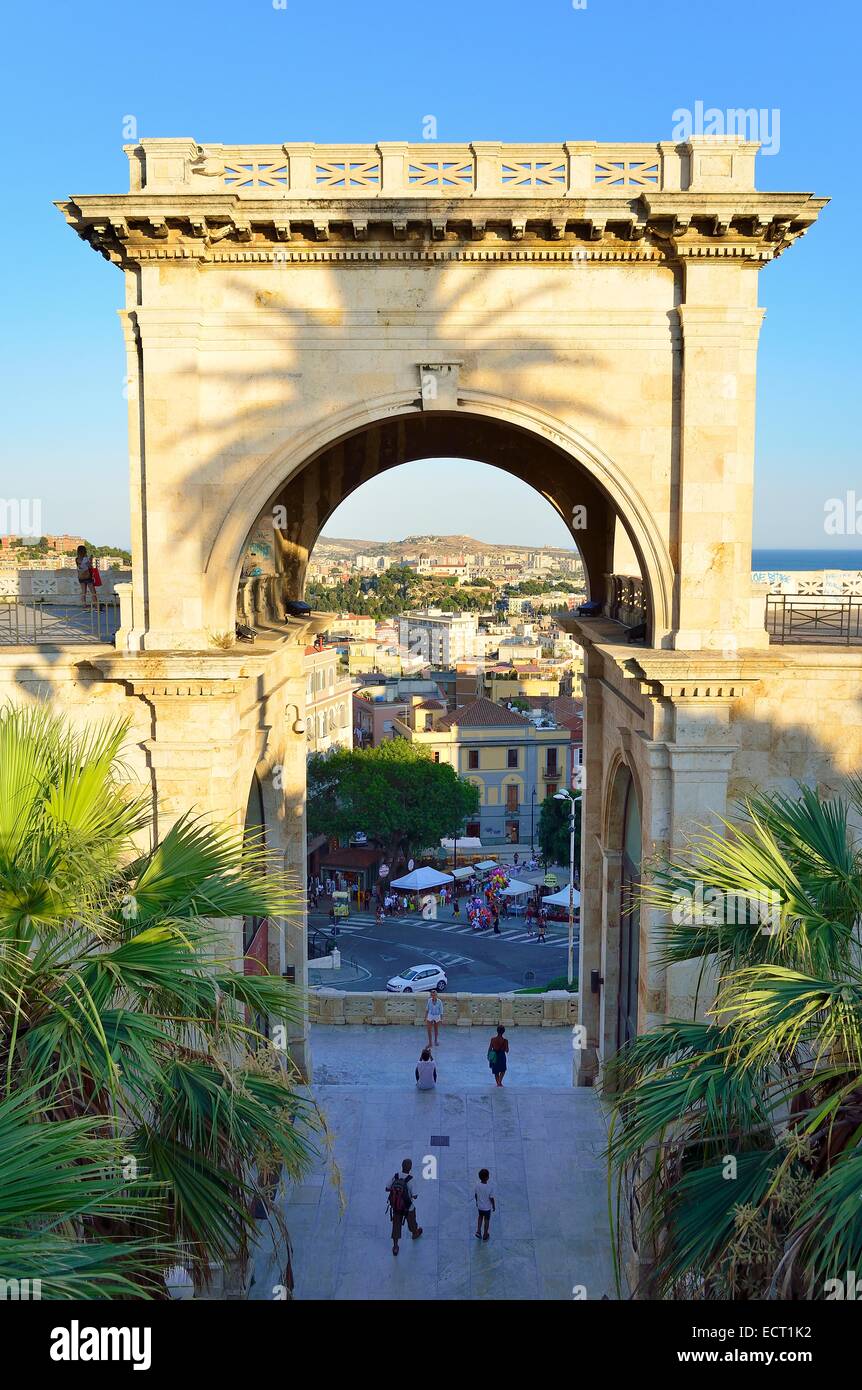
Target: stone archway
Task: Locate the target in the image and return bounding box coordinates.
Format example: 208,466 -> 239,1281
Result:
208,395 -> 674,649
55,132 -> 830,1082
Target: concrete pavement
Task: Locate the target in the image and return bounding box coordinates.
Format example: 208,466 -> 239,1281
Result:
253,1024 -> 619,1301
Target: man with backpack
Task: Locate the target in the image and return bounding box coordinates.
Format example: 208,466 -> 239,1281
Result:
386,1158 -> 423,1256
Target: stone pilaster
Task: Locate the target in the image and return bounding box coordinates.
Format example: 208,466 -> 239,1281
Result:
674,263 -> 768,652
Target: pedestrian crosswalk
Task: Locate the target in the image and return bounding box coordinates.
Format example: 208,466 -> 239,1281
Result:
311,912 -> 573,949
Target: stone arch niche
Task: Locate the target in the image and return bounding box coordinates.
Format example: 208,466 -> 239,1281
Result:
212,397 -> 673,649
590,751 -> 647,1078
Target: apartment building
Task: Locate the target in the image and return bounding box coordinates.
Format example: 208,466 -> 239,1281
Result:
393,695 -> 569,846
398,609 -> 479,666
304,645 -> 354,755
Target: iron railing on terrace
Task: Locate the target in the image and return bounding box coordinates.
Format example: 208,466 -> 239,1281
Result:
0,596 -> 120,646
765,594 -> 862,645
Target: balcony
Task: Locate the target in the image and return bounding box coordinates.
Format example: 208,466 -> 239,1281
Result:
0,594 -> 120,646
765,594 -> 862,645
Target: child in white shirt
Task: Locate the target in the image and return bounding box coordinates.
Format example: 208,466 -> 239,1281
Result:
474,1168 -> 496,1240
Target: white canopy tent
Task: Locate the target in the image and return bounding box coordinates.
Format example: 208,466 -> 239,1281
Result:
540,886 -> 581,909
389,866 -> 454,891
474,860 -> 500,873
451,866 -> 476,881
498,878 -> 535,897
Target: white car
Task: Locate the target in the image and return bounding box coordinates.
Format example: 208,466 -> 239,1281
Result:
386,964 -> 447,994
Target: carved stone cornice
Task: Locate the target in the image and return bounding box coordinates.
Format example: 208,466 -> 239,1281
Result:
56,190 -> 826,270
622,652 -> 776,703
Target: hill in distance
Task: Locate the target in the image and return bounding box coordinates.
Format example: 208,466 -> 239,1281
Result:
316,533 -> 579,557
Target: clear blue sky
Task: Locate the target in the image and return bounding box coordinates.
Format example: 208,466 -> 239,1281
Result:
1,0 -> 858,549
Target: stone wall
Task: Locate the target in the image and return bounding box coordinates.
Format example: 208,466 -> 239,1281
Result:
309,989 -> 578,1028
0,568 -> 131,600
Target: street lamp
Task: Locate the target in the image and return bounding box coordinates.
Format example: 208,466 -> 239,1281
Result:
554,789 -> 579,988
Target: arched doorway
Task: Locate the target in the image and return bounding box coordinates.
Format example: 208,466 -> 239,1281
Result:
242,774 -> 270,1040
617,774 -> 642,1050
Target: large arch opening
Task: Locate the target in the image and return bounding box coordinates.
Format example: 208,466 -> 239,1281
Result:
204,397 -> 674,646
212,403 -> 670,1054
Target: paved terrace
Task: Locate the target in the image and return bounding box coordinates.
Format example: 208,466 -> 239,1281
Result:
253,1025 -> 618,1301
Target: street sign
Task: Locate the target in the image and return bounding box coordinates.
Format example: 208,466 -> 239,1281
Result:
379,864 -> 389,878
544,874 -> 559,887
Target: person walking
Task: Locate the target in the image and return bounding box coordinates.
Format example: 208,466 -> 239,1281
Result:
473,1168 -> 496,1241
492,908 -> 501,935
487,1025 -> 509,1087
386,1158 -> 423,1256
537,912 -> 547,943
415,1048 -> 437,1091
75,545 -> 96,607
525,901 -> 536,938
425,989 -> 443,1047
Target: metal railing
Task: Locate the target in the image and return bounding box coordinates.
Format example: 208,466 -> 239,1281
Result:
765,594 -> 862,645
0,596 -> 120,647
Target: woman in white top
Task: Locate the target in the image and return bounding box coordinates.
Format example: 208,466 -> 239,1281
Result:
415,1048 -> 437,1090
425,989 -> 443,1046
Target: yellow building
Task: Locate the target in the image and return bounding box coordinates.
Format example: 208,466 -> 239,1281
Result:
393,695 -> 571,847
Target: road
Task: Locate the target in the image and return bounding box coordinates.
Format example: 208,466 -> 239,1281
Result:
308,904 -> 579,993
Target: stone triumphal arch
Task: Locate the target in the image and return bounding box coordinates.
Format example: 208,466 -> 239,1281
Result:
33,135 -> 857,1079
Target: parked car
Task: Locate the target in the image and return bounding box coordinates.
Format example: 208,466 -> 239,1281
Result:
386,964 -> 447,994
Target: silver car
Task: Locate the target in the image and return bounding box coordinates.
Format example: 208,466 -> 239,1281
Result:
386,964 -> 448,994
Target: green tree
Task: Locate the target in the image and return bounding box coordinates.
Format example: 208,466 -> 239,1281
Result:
537,791 -> 581,868
0,705 -> 315,1298
606,783 -> 862,1299
307,739 -> 480,868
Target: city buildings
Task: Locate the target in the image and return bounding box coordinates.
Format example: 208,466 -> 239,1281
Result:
352,676 -> 446,747
398,609 -> 479,665
304,644 -> 354,756
393,694 -> 570,847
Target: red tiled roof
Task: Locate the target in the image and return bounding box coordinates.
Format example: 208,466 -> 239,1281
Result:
435,696 -> 529,730
417,698 -> 445,709
525,695 -> 583,723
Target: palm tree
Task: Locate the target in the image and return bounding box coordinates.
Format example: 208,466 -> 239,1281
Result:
0,704 -> 315,1298
605,782 -> 862,1299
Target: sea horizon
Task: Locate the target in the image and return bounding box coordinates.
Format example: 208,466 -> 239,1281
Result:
752,547 -> 862,571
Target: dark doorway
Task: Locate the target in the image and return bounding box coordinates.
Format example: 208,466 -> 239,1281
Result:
617,775 -> 641,1050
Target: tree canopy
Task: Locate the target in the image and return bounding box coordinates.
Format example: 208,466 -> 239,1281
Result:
537,790 -> 581,868
307,739 -> 480,866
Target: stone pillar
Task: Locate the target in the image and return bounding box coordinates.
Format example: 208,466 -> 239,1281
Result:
674,261 -> 767,652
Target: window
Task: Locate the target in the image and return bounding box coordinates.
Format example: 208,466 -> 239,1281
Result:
424,715 -> 433,730
546,782 -> 558,799
466,820 -> 480,838
433,751 -> 440,763
468,749 -> 479,769
506,784 -> 519,813
546,748 -> 558,775
505,819 -> 519,844
507,748 -> 518,768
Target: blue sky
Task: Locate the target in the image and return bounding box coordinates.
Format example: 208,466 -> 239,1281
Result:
1,0 -> 858,549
